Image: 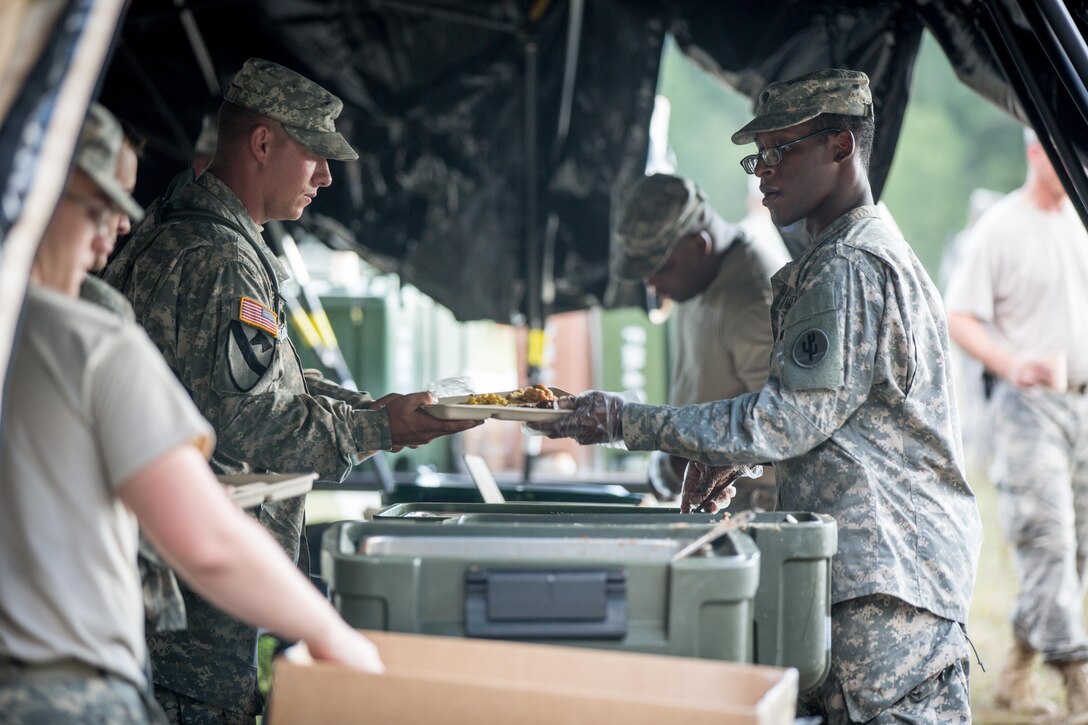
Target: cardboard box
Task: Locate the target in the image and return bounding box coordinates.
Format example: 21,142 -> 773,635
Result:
267,630 -> 797,725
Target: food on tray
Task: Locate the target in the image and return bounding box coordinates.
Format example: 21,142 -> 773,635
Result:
466,392 -> 510,406
509,384 -> 559,407
467,384 -> 559,409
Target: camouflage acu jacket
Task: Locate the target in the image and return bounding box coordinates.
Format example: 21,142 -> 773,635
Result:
105,171 -> 391,482
622,206 -> 982,623
104,170 -> 389,710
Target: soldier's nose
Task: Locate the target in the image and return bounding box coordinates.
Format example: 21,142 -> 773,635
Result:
314,158 -> 332,187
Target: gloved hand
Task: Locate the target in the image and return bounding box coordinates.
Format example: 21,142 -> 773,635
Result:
680,462 -> 764,513
526,390 -> 627,445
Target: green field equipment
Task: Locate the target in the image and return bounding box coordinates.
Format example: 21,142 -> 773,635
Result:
323,519 -> 760,664
370,502 -> 836,692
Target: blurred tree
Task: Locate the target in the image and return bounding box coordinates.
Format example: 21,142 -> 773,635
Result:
884,32 -> 1024,275
658,37 -> 752,223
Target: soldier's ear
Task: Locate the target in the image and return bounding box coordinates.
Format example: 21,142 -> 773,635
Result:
694,230 -> 713,256
250,124 -> 274,163
833,130 -> 855,163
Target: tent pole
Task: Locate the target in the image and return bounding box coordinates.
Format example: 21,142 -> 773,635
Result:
523,28 -> 542,484
173,0 -> 219,96
1018,1 -> 1088,131
978,0 -> 1088,230
540,0 -> 584,315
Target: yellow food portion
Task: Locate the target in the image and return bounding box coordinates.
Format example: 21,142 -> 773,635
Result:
466,385 -> 558,407
466,393 -> 509,406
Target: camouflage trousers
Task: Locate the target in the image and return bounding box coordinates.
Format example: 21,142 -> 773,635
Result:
154,685 -> 255,725
798,595 -> 972,724
0,665 -> 167,724
990,384 -> 1088,662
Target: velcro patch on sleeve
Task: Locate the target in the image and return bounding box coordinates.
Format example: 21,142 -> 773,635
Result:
781,287 -> 844,390
238,296 -> 278,338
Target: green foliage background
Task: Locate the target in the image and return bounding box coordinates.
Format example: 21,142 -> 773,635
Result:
658,33 -> 1026,279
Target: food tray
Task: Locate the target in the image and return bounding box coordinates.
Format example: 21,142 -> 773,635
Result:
218,472 -> 317,508
423,387 -> 572,422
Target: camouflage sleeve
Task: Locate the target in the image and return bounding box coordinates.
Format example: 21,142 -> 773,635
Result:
173,252 -> 391,480
302,374 -> 375,408
623,255 -> 880,465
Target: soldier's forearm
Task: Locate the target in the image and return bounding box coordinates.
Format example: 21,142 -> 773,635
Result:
947,312 -> 1013,379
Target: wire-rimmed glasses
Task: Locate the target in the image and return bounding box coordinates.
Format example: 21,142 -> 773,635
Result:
740,128 -> 842,174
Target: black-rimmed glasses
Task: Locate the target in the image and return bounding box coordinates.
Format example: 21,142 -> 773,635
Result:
740,128 -> 842,175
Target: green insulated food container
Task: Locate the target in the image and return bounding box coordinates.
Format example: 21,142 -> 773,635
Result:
322,520 -> 760,664
371,502 -> 836,693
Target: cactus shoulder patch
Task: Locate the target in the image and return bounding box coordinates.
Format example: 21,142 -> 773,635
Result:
792,328 -> 829,367
781,286 -> 844,390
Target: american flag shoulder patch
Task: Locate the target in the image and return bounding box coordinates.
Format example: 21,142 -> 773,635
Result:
238,296 -> 279,337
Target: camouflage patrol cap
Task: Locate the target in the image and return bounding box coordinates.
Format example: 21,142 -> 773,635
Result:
613,173 -> 710,280
731,69 -> 873,145
75,103 -> 144,221
225,58 -> 358,161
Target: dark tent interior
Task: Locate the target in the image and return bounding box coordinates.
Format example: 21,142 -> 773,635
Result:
92,0 -> 1088,326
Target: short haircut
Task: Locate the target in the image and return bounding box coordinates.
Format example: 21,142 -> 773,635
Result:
822,112 -> 874,171
217,100 -> 275,146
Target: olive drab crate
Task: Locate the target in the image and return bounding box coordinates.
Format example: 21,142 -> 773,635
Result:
369,503 -> 836,693
322,518 -> 761,664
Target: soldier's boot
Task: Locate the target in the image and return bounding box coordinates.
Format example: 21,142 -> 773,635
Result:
1054,659 -> 1088,724
993,638 -> 1058,717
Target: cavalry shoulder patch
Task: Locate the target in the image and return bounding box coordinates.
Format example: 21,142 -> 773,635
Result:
227,319 -> 276,392
238,295 -> 278,338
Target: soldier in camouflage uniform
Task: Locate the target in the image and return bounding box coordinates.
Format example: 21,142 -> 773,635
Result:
1,101 -> 168,725
535,69 -> 982,723
79,124 -> 138,321
612,173 -> 788,509
76,121 -> 190,639
945,129 -> 1088,721
104,59 -> 478,723
3,102 -> 385,725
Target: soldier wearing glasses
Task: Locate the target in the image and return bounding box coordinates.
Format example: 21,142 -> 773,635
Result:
1,103 -> 384,725
534,69 -> 982,723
